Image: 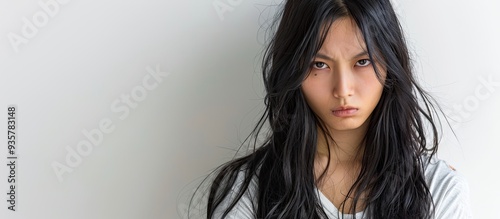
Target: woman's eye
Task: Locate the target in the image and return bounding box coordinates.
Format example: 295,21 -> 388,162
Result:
313,62 -> 329,69
355,59 -> 371,67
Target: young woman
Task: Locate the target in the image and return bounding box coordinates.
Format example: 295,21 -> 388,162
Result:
204,0 -> 472,218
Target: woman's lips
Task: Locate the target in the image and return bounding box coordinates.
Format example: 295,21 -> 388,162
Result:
331,107 -> 358,117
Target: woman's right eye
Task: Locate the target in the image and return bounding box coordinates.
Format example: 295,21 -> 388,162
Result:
313,62 -> 329,69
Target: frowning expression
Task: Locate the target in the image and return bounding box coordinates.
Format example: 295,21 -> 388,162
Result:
301,17 -> 385,133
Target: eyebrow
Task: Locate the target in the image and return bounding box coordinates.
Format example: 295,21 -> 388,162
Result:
315,51 -> 369,62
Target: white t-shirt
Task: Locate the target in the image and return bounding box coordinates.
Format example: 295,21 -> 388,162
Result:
213,156 -> 473,218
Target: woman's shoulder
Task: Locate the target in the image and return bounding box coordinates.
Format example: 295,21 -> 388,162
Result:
422,155 -> 473,218
422,155 -> 465,184
211,164 -> 260,219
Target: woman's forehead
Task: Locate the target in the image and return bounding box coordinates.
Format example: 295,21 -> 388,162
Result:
317,17 -> 367,60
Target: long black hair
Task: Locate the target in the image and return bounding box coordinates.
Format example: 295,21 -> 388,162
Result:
203,0 -> 442,218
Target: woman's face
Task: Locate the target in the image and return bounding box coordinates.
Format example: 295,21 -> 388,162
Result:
301,17 -> 385,134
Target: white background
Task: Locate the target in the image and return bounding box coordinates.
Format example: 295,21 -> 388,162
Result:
0,0 -> 498,218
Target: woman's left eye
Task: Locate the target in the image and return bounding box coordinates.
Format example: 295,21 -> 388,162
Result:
355,59 -> 371,67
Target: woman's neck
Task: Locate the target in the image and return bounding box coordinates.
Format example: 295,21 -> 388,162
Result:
314,121 -> 369,213
315,120 -> 368,164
